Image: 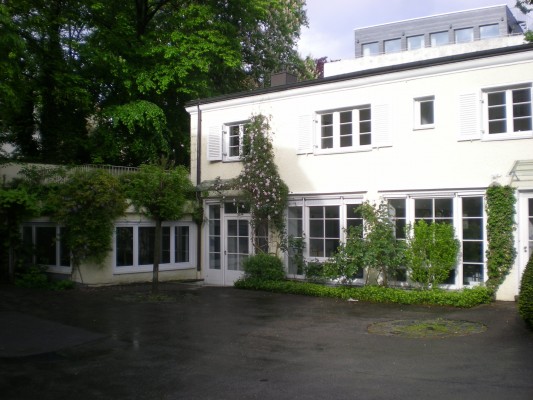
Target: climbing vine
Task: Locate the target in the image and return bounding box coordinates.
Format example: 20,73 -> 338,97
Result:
485,185 -> 517,292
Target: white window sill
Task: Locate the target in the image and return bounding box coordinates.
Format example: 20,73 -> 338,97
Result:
413,125 -> 435,131
482,131 -> 533,141
314,145 -> 373,156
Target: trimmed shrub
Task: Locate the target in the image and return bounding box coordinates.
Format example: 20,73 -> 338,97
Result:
242,253 -> 285,281
519,254 -> 533,329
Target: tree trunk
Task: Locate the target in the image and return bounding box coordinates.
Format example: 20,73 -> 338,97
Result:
152,218 -> 162,293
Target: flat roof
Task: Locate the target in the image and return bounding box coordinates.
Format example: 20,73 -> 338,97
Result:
186,43 -> 533,108
353,4 -> 508,32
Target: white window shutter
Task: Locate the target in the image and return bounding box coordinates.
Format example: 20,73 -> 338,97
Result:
458,93 -> 481,141
207,125 -> 223,161
297,115 -> 314,154
372,104 -> 392,148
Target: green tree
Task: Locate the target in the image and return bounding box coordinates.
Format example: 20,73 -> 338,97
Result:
2,0 -> 309,167
405,220 -> 460,289
48,169 -> 127,279
0,187 -> 39,281
122,162 -> 194,292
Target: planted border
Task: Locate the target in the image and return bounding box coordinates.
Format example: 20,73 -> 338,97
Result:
234,279 -> 493,308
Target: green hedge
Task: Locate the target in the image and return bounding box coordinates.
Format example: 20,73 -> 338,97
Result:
234,279 -> 493,308
519,255 -> 533,328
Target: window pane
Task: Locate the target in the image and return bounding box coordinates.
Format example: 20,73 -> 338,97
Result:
462,197 -> 482,217
360,134 -> 371,146
175,226 -> 189,263
463,264 -> 483,285
420,100 -> 434,125
463,241 -> 483,263
463,219 -> 483,240
309,220 -> 323,237
309,206 -> 323,218
161,227 -> 170,264
346,205 -> 362,219
488,91 -> 505,106
384,38 -> 401,53
415,199 -> 432,219
514,117 -> 532,132
455,27 -> 473,43
489,120 -> 507,134
325,239 -> 339,257
138,227 -> 155,265
362,42 -> 379,56
488,105 -> 506,120
309,239 -> 323,257
514,103 -> 532,118
407,35 -> 424,50
340,111 -> 352,123
435,198 -> 453,218
36,227 -> 57,266
59,227 -> 70,267
321,113 -> 333,125
116,227 -> 133,267
480,24 -> 499,39
513,88 -> 531,103
289,206 -> 302,219
325,206 -> 339,218
325,219 -> 340,238
430,31 -> 448,47
360,108 -> 371,121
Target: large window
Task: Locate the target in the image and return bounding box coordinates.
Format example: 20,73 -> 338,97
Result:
485,86 -> 532,136
22,225 -> 71,272
115,222 -> 195,272
309,206 -> 340,258
319,107 -> 371,151
462,197 -> 484,285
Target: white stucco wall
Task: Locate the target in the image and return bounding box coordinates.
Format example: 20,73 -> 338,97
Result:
188,48 -> 533,300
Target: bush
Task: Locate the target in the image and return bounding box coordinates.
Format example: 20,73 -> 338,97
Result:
304,261 -> 326,283
242,253 -> 285,281
15,265 -> 75,290
519,254 -> 533,329
234,279 -> 493,308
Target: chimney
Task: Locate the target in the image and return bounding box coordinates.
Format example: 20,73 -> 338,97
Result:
270,72 -> 298,87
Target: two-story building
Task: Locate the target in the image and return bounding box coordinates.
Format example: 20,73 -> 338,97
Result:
186,5 -> 533,300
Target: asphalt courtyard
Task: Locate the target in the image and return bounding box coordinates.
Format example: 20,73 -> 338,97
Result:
1,282 -> 532,400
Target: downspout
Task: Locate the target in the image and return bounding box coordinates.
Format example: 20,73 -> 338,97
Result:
196,102 -> 203,278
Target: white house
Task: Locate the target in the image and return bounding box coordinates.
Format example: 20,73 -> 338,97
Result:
186,5 -> 533,300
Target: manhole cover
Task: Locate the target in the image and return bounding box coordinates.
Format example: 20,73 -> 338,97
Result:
368,318 -> 486,338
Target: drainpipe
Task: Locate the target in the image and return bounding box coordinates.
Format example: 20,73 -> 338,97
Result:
196,103 -> 202,278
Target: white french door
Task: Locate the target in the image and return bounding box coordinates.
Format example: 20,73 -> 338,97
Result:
519,192 -> 533,281
204,204 -> 251,285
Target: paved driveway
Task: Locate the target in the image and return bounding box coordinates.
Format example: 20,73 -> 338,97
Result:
1,283 -> 532,400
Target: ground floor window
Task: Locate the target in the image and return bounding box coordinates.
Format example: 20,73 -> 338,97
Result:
114,222 -> 196,273
21,224 -> 71,273
287,192 -> 486,287
385,193 -> 485,287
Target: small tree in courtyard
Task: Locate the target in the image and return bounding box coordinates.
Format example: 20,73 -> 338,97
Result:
123,162 -> 194,293
405,220 -> 460,289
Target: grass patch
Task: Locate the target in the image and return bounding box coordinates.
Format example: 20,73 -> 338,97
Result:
234,278 -> 493,308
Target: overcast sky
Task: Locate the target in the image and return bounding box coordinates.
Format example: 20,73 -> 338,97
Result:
297,0 -> 531,60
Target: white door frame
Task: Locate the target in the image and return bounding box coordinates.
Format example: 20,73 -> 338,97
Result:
518,191 -> 533,285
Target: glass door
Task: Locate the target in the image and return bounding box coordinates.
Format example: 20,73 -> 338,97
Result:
224,218 -> 250,285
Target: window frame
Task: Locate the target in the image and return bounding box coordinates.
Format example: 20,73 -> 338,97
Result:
21,223 -> 71,274
430,31 -> 449,47
480,23 -> 499,39
454,27 -> 474,44
384,38 -> 401,54
482,84 -> 533,141
407,35 -> 425,50
414,96 -> 435,130
316,106 -> 372,154
113,221 -> 196,274
362,42 -> 379,57
223,120 -> 248,162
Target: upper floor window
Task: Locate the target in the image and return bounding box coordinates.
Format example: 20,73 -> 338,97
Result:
318,107 -> 371,151
480,24 -> 499,39
362,42 -> 379,56
225,123 -> 246,161
407,35 -> 424,50
384,38 -> 401,54
455,27 -> 473,43
484,86 -> 532,136
430,31 -> 448,47
414,96 -> 435,129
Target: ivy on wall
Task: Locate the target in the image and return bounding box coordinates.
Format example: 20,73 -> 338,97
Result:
485,185 -> 517,292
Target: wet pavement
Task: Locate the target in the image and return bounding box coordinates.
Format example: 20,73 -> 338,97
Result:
1,282 -> 532,400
